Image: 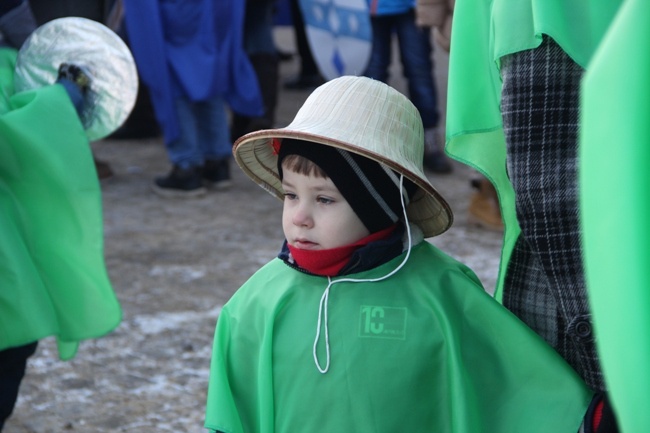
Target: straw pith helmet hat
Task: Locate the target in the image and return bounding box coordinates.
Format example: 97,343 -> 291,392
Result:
233,75 -> 453,237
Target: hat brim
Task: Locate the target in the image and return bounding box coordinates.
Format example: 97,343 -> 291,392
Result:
233,128 -> 453,238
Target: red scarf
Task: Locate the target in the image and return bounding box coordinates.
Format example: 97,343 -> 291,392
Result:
287,225 -> 397,276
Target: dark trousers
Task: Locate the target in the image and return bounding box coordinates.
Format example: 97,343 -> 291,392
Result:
363,10 -> 439,129
0,342 -> 38,431
289,0 -> 319,77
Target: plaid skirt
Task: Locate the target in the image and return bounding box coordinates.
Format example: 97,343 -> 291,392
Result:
500,35 -> 604,391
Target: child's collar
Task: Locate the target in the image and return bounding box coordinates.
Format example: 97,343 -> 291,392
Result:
278,223 -> 418,277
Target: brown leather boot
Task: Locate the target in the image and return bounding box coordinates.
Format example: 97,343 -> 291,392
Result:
468,177 -> 503,231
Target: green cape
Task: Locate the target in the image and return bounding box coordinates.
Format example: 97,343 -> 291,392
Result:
0,48 -> 121,360
206,242 -> 591,432
445,0 -> 622,299
580,0 -> 650,430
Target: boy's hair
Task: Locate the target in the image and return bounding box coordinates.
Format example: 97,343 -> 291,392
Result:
281,154 -> 328,179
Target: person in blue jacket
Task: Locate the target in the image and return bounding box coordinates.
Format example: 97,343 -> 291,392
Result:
123,0 -> 264,197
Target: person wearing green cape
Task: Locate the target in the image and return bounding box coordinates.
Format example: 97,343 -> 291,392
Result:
0,4 -> 121,428
445,0 -> 625,429
204,75 -> 613,433
580,0 -> 650,431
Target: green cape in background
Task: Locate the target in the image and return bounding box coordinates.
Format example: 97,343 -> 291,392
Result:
580,0 -> 649,431
445,0 -> 621,299
0,47 -> 121,360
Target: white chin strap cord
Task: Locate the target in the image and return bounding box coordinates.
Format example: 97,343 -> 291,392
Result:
313,174 -> 414,373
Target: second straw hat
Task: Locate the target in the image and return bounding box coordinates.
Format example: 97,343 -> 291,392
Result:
233,75 -> 453,237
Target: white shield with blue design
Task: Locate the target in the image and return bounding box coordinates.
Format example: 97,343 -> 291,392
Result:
299,0 -> 372,80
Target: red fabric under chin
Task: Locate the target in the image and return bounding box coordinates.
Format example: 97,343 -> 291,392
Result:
287,225 -> 397,276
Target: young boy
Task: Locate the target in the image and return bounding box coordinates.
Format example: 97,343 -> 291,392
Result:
204,76 -> 614,433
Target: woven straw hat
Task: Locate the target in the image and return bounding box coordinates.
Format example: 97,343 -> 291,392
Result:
233,75 -> 453,237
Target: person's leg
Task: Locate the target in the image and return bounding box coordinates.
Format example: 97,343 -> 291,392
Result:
243,0 -> 277,55
164,98 -> 204,168
252,53 -> 279,129
232,0 -> 279,140
362,14 -> 393,84
153,98 -> 206,197
500,35 -> 604,391
394,10 -> 438,129
284,0 -> 323,89
198,97 -> 232,189
0,342 -> 38,431
393,10 -> 451,173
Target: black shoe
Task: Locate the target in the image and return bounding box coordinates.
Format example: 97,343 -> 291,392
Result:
423,151 -> 453,174
203,159 -> 231,190
152,165 -> 206,198
283,74 -> 325,90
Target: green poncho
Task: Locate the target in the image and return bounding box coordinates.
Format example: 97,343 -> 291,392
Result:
0,47 -> 121,359
580,0 -> 650,430
206,242 -> 591,432
446,0 -> 622,299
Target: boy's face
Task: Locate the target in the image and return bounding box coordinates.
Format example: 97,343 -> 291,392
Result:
281,166 -> 370,250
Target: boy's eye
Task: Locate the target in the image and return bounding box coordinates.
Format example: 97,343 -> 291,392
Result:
284,193 -> 297,200
317,196 -> 334,204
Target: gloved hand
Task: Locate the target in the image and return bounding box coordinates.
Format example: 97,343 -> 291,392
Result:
585,393 -> 620,433
57,63 -> 91,95
56,63 -> 91,117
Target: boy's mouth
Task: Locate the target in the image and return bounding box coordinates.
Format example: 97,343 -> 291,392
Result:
292,238 -> 318,249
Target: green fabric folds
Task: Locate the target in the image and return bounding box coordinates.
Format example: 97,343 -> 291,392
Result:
579,0 -> 650,431
206,242 -> 591,433
0,47 -> 121,359
446,0 -> 622,298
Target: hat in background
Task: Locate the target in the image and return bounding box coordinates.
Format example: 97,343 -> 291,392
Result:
233,75 -> 453,237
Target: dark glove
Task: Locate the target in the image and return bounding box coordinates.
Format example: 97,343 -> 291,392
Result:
585,393 -> 620,433
56,63 -> 91,117
57,63 -> 91,95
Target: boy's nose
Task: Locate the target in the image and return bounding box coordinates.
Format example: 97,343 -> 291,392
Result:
292,205 -> 313,227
